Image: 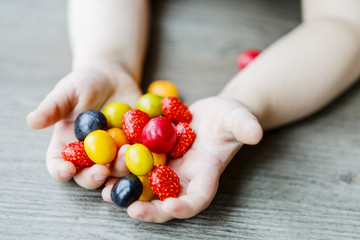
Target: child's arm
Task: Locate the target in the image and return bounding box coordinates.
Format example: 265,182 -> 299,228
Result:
27,0 -> 149,189
103,0 -> 360,222
69,0 -> 149,82
219,0 -> 360,130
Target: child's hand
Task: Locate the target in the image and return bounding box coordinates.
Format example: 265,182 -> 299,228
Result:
102,96 -> 263,222
27,63 -> 142,189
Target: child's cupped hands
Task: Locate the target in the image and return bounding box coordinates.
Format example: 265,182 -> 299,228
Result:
27,63 -> 142,189
102,96 -> 263,222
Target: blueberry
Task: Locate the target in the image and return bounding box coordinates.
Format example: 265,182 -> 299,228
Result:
111,174 -> 143,208
74,110 -> 107,141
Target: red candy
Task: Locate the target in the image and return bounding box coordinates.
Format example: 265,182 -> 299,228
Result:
149,165 -> 181,200
161,97 -> 192,124
122,109 -> 151,143
237,49 -> 261,69
141,117 -> 177,154
168,122 -> 196,158
61,142 -> 94,168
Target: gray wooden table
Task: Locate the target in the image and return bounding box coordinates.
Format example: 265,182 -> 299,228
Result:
1,0 -> 360,239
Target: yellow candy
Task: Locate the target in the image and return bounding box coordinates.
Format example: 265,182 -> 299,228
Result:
152,152 -> 167,166
125,144 -> 154,176
147,80 -> 179,98
138,175 -> 154,201
103,102 -> 131,128
84,130 -> 117,164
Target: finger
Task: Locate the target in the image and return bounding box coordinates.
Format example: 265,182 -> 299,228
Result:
127,200 -> 174,223
228,107 -> 263,145
47,158 -> 77,182
102,185 -> 113,202
27,75 -> 77,129
105,177 -> 119,187
73,164 -> 111,189
161,168 -> 219,219
101,177 -> 119,202
109,144 -> 131,177
46,121 -> 77,182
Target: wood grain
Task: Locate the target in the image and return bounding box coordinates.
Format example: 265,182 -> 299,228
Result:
1,0 -> 360,239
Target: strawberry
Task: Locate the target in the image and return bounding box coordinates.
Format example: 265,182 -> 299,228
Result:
161,97 -> 192,124
61,142 -> 94,168
168,122 -> 196,158
149,165 -> 180,201
122,109 -> 150,143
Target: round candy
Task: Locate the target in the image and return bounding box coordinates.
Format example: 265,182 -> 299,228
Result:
111,174 -> 143,208
138,175 -> 154,201
147,80 -> 179,98
107,127 -> 130,150
141,117 -> 177,154
103,102 -> 131,128
236,49 -> 261,70
152,152 -> 167,166
74,110 -> 107,141
84,130 -> 117,164
135,93 -> 163,118
125,144 -> 154,176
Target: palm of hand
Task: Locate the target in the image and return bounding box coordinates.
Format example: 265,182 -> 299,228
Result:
105,97 -> 263,222
27,65 -> 142,189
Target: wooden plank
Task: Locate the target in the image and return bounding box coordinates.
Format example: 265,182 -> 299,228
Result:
1,0 -> 360,239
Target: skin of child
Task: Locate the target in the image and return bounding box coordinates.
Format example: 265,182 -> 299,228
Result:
27,0 -> 360,222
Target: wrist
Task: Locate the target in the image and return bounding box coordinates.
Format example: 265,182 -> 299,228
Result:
70,59 -> 142,94
72,56 -> 142,84
72,57 -> 142,84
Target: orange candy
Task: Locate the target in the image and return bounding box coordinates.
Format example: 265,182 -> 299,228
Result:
147,80 -> 179,98
107,128 -> 130,150
152,152 -> 167,166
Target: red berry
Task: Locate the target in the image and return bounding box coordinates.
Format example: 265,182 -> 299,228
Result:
237,49 -> 261,69
122,109 -> 151,143
149,165 -> 180,201
61,142 -> 94,168
161,97 -> 192,124
168,122 -> 196,158
141,117 -> 177,154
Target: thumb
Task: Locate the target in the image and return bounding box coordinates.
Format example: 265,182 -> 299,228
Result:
228,107 -> 263,145
109,144 -> 131,177
26,75 -> 77,129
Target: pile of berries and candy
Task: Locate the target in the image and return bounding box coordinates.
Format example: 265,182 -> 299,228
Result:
61,81 -> 196,208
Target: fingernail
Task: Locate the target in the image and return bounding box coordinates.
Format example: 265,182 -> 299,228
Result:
59,171 -> 73,178
93,175 -> 107,182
